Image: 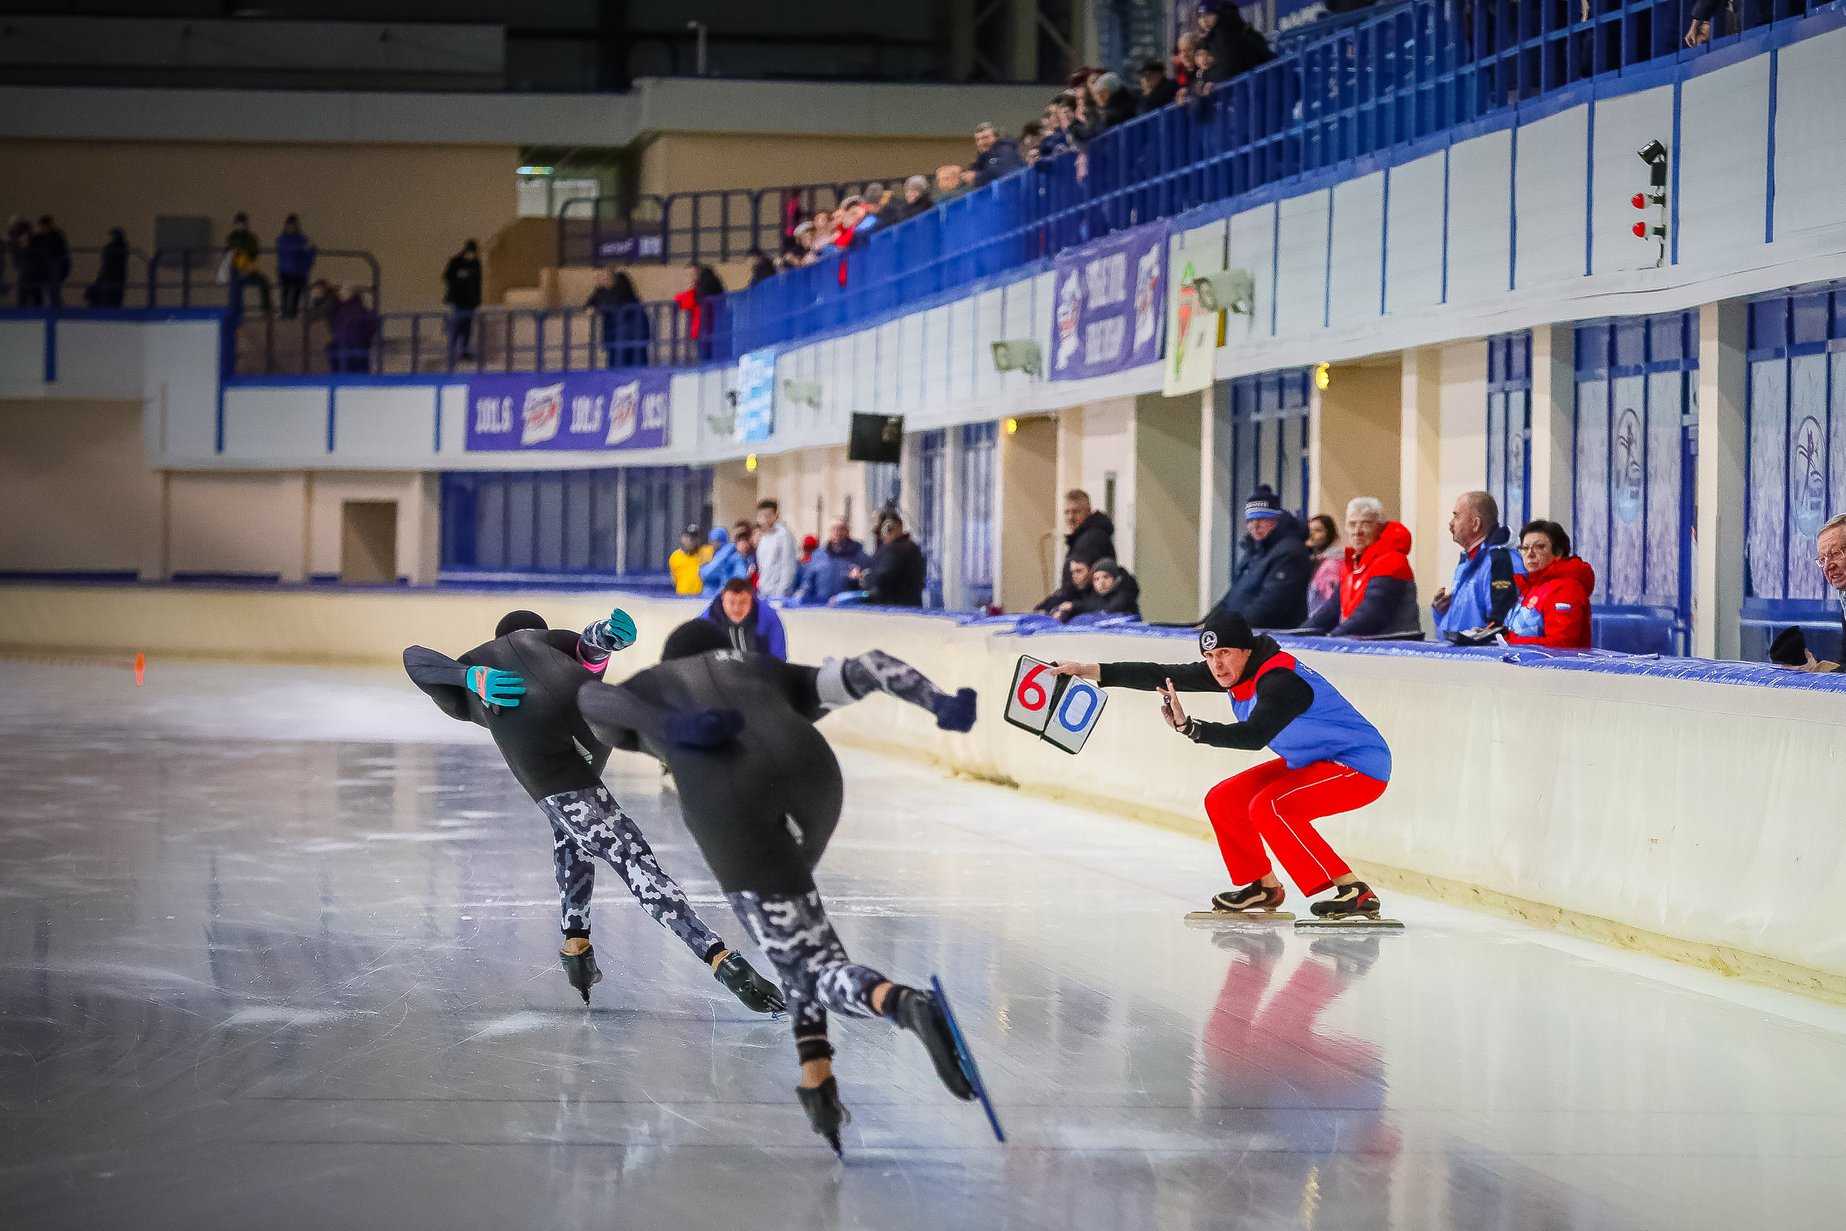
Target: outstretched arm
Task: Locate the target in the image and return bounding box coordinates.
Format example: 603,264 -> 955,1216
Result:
577,679 -> 743,752
1054,659 -> 1220,692
814,649 -> 977,731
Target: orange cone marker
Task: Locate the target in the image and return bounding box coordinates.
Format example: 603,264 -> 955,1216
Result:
134,652 -> 145,687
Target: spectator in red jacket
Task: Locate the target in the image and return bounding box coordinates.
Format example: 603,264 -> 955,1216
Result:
1306,497 -> 1420,637
672,264 -> 725,360
1504,520 -> 1595,649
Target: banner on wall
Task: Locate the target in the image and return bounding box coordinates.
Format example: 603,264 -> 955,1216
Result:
734,347 -> 778,443
1162,228 -> 1227,398
1049,221 -> 1168,382
465,370 -> 671,453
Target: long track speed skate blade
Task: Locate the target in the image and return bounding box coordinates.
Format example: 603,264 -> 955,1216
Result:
1294,916 -> 1405,932
929,975 -> 1005,1144
1184,910 -> 1295,927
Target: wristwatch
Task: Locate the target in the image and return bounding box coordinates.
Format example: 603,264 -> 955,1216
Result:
1178,717 -> 1201,741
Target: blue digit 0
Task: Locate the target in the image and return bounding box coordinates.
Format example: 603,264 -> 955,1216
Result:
1056,683 -> 1098,732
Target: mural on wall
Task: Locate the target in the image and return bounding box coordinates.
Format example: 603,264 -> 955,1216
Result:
734,347 -> 778,444
1164,228 -> 1225,397
465,370 -> 670,453
1050,221 -> 1168,382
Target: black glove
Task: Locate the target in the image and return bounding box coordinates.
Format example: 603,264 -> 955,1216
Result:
930,687 -> 978,732
664,708 -> 745,749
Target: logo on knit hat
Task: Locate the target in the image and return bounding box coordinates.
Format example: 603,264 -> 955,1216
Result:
1200,630 -> 1218,651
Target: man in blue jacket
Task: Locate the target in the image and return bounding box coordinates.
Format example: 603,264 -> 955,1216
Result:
1431,491 -> 1522,641
1207,486 -> 1311,629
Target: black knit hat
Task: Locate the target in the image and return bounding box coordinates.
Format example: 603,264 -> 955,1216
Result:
1091,557 -> 1122,578
1198,609 -> 1256,655
1244,484 -> 1282,521
495,609 -> 546,638
662,619 -> 731,661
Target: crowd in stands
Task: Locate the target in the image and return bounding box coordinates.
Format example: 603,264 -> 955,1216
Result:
667,498 -> 927,618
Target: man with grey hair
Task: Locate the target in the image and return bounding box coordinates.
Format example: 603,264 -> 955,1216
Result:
1431,490 -> 1523,641
968,121 -> 1024,187
1306,496 -> 1420,637
1089,72 -> 1138,131
1779,513 -> 1846,671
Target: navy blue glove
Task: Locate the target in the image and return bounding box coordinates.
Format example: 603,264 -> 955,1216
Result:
665,708 -> 745,749
930,687 -> 978,733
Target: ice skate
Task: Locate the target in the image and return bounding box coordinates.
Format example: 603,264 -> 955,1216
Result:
1295,882 -> 1405,932
797,1076 -> 851,1157
888,985 -> 975,1101
1310,933 -> 1384,976
1185,881 -> 1293,925
559,937 -> 601,1003
713,950 -> 787,1014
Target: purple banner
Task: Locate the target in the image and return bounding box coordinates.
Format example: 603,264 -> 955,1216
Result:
1049,221 -> 1167,382
465,370 -> 671,453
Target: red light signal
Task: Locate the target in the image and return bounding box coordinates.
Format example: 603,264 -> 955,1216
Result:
1631,193 -> 1647,210
1633,222 -> 1647,238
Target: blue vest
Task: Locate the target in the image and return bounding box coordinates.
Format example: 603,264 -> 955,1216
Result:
1229,653 -> 1392,782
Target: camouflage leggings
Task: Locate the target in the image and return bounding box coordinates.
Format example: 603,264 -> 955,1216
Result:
727,889 -> 887,1034
540,786 -> 723,963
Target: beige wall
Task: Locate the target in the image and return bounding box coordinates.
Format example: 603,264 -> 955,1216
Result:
752,445 -> 868,542
0,139 -> 518,311
305,471 -> 440,585
636,133 -> 977,197
710,459 -> 756,530
997,415 -> 1059,610
1132,392 -> 1203,623
166,472 -> 307,579
1311,359 -> 1403,531
0,398 -> 162,576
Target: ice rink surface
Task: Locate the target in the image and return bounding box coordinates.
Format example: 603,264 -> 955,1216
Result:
3,658 -> 1845,1230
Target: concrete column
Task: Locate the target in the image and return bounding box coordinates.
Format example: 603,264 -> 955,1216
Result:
1133,390 -> 1203,623
279,472 -> 309,584
1398,347 -> 1444,601
1695,299 -> 1748,661
144,471 -> 171,581
997,415 -> 1059,610
1529,324 -> 1575,526
409,472 -> 442,586
1198,381 -> 1234,612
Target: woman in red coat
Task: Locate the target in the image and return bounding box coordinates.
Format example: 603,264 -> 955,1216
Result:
1505,520 -> 1595,648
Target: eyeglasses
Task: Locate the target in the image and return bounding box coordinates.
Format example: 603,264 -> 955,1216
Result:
1818,549 -> 1846,569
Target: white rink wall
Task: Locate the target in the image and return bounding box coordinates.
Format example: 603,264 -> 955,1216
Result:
3,583 -> 1843,988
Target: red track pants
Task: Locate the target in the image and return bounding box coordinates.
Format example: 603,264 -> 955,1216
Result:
1202,759 -> 1387,896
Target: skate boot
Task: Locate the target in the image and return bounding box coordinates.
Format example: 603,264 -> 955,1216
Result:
1311,934 -> 1383,977
1309,881 -> 1382,920
1210,881 -> 1287,913
888,986 -> 975,1101
797,1076 -> 851,1157
714,951 -> 787,1014
559,937 -> 601,1004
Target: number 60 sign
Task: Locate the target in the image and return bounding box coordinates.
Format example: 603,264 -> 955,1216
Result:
1004,656 -> 1108,755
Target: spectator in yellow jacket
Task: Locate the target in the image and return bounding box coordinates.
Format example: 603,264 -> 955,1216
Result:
668,525 -> 711,596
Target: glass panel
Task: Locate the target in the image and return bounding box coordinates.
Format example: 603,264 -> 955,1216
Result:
535,473 -> 565,572
1786,353 -> 1829,598
1747,358 -> 1788,599
1643,371 -> 1682,606
1833,353 -> 1846,533
476,475 -> 506,570
1573,384 -> 1609,603
589,471 -> 618,569
1607,374 -> 1647,603
1507,388 -> 1529,529
564,472 -> 594,571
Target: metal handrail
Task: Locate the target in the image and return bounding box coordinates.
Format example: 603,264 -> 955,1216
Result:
0,244 -> 151,307
147,245 -> 382,312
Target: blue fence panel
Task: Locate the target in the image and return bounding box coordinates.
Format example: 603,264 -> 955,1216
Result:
1573,311 -> 1698,655
1743,285 -> 1846,662
441,466 -> 709,578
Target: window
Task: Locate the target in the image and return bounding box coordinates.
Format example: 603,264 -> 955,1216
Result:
959,422 -> 998,610
1573,312 -> 1698,654
915,429 -> 947,609
440,466 -> 710,579
1486,332 -> 1532,531
1221,368 -> 1310,571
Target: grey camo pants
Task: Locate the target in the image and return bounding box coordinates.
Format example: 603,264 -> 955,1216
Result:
727,889 -> 886,1034
539,786 -> 723,962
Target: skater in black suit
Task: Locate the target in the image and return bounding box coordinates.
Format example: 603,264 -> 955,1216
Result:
577,619 -> 981,1153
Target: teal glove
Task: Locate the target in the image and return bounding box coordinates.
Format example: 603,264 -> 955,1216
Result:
467,665 -> 526,709
584,608 -> 638,658
605,608 -> 638,651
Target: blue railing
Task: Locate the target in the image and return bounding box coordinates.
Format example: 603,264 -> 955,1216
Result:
710,0 -> 1837,360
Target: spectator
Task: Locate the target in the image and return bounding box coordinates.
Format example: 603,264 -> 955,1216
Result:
1038,95 -> 1079,158
1305,513 -> 1342,611
885,174 -> 934,225
1057,488 -> 1116,588
443,239 -> 482,363
275,214 -> 316,319
703,578 -> 788,660
1087,558 -> 1142,617
1431,491 -> 1522,641
1089,73 -> 1138,131
673,264 -> 726,361
1775,515 -> 1846,671
862,182 -> 890,216
1020,120 -> 1046,165
587,268 -> 649,368
1171,32 -> 1200,91
325,285 -> 378,374
1036,556 -> 1098,621
794,518 -> 869,605
934,164 -> 972,205
853,514 -> 926,606
84,227 -> 129,308
668,524 -> 710,597
798,533 -> 819,566
746,247 -> 777,286
1306,496 -> 1420,637
32,215 -> 72,309
1138,58 -> 1179,113
753,498 -> 799,598
699,526 -> 750,596
1181,44 -> 1229,107
10,218 -> 45,306
1198,0 -> 1274,79
1207,486 -> 1311,629
1504,520 -> 1596,649
968,122 -> 1025,187
222,211 -> 270,315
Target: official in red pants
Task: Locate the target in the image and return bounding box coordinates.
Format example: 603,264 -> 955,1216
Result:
1054,611 -> 1393,920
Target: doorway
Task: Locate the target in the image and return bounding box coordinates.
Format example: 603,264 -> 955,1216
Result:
341,500 -> 398,584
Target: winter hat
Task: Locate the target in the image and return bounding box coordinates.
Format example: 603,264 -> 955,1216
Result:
1091,558 -> 1122,579
708,527 -> 729,546
662,619 -> 731,661
1198,609 -> 1257,655
1244,485 -> 1282,521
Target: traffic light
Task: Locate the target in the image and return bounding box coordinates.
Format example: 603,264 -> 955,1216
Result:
1632,139 -> 1669,267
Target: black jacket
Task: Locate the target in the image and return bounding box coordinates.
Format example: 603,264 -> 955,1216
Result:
970,139 -> 1025,185
1139,78 -> 1179,113
1207,11 -> 1275,79
443,253 -> 482,309
1063,511 -> 1116,579
1213,511 -> 1312,629
861,533 -> 927,606
1092,571 -> 1142,617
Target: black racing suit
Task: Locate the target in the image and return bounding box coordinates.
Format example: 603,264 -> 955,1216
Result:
403,628 -> 725,960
